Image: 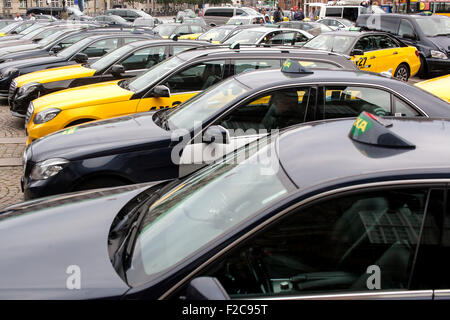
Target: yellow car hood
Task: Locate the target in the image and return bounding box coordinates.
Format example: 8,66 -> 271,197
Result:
15,64 -> 96,87
178,33 -> 202,40
32,80 -> 135,113
415,75 -> 450,103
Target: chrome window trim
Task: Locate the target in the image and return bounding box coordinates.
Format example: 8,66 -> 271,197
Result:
434,290 -> 450,299
159,178 -> 450,299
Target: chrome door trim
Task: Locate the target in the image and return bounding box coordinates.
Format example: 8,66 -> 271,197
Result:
434,290 -> 450,299
159,179 -> 450,299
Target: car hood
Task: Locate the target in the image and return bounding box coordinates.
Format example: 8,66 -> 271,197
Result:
15,64 -> 96,87
0,184 -> 151,299
428,36 -> 450,53
30,111 -> 172,162
0,54 -> 62,71
32,80 -> 134,113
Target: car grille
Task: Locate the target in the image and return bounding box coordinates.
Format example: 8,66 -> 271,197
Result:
8,80 -> 16,106
25,102 -> 34,124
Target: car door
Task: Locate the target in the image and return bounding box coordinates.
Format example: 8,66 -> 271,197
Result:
179,85 -> 313,176
179,185 -> 442,299
371,34 -> 404,74
135,59 -> 226,113
351,35 -> 380,72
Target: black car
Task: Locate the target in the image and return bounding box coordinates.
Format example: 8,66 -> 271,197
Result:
22,60 -> 450,200
0,26 -> 152,64
0,32 -> 157,97
4,114 -> 450,299
9,39 -> 210,117
357,14 -> 450,77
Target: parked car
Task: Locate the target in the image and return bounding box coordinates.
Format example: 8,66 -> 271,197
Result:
196,24 -> 261,44
223,27 -> 313,46
94,15 -> 133,27
105,8 -> 153,22
278,21 -> 333,36
203,6 -> 262,26
317,17 -> 355,30
153,23 -> 209,39
415,74 -> 450,102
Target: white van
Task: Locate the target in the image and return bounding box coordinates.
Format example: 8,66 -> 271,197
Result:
203,6 -> 261,26
318,5 -> 385,22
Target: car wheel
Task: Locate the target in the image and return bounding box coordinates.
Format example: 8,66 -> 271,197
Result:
72,176 -> 130,192
394,63 -> 410,82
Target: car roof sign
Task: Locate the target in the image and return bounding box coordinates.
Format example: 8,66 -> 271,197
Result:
349,112 -> 415,149
281,58 -> 313,74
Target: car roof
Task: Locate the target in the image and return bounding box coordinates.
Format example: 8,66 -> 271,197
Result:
278,117 -> 450,189
126,39 -> 210,48
320,30 -> 391,37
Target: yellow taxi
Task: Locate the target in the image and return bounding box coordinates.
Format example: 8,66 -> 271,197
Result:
302,30 -> 421,81
178,33 -> 202,40
415,74 -> 450,103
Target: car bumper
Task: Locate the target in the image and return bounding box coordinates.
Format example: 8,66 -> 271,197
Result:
10,95 -> 32,117
426,57 -> 450,75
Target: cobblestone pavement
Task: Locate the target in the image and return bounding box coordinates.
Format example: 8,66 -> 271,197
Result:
0,101 -> 25,209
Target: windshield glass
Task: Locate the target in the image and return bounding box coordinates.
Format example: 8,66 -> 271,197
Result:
38,29 -> 73,48
21,26 -> 47,39
227,18 -> 250,25
19,23 -> 44,35
56,36 -> 92,58
198,27 -> 232,42
303,34 -> 355,53
0,22 -> 21,33
223,30 -> 265,44
339,19 -> 354,27
90,44 -> 133,71
128,56 -> 183,92
154,25 -> 178,37
167,78 -> 249,130
126,136 -> 295,286
414,16 -> 450,37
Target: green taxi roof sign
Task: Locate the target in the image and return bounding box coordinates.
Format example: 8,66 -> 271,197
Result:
349,26 -> 361,31
281,59 -> 313,74
349,112 -> 415,149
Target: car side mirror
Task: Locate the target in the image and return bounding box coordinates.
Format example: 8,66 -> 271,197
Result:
185,277 -> 230,300
209,22 -> 216,27
153,85 -> 170,97
202,125 -> 230,144
50,45 -> 62,53
73,52 -> 88,64
110,64 -> 125,77
351,49 -> 364,56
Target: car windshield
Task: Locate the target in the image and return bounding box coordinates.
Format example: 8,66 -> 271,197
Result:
21,25 -> 48,39
0,22 -> 21,33
56,36 -> 93,58
128,56 -> 184,92
38,29 -> 73,48
19,23 -> 43,35
223,30 -> 265,44
339,19 -> 354,27
166,78 -> 249,130
198,27 -> 232,42
154,25 -> 178,37
90,44 -> 133,71
303,34 -> 355,53
126,135 -> 295,286
414,16 -> 450,37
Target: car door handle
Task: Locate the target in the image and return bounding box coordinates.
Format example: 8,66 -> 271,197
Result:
393,51 -> 398,55
370,56 -> 376,59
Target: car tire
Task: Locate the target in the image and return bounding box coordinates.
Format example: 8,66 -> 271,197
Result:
394,63 -> 410,82
72,176 -> 130,192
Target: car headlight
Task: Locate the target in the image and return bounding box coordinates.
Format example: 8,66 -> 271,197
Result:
1,67 -> 19,79
430,50 -> 448,60
30,158 -> 69,180
34,108 -> 61,124
18,82 -> 40,97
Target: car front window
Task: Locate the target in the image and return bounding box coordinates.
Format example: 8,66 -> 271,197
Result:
90,44 -> 133,71
303,34 -> 355,54
166,78 -> 249,130
128,56 -> 184,92
223,30 -> 265,44
154,25 -> 178,37
414,17 -> 450,37
198,28 -> 232,42
56,37 -> 94,58
126,136 -> 295,286
37,29 -> 73,48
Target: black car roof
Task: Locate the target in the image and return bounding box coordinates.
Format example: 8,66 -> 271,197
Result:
278,117 -> 450,189
126,38 -> 210,48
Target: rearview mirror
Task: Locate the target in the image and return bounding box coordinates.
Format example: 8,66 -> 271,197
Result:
153,85 -> 170,97
110,64 -> 125,77
185,277 -> 230,300
351,49 -> 364,56
209,22 -> 217,27
202,125 -> 230,144
73,52 -> 88,64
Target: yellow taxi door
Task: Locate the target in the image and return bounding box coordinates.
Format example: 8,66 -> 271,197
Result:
136,60 -> 227,113
352,36 -> 383,73
370,35 -> 403,74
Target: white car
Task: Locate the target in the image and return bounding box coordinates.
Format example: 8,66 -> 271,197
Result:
223,27 -> 314,46
317,17 -> 354,30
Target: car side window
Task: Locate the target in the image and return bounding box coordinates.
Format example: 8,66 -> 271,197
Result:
264,31 -> 295,45
172,45 -> 197,55
393,96 -> 420,117
190,25 -> 204,34
123,37 -> 147,45
295,32 -> 310,45
59,34 -> 85,48
218,87 -> 312,134
177,25 -> 191,35
200,188 -> 436,298
372,35 -> 399,50
163,60 -> 225,93
354,36 -> 375,52
398,19 -> 416,38
81,38 -> 119,58
319,86 -> 392,119
120,46 -> 166,70
231,59 -> 281,75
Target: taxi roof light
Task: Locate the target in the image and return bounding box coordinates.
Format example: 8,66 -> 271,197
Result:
281,58 -> 313,74
349,112 -> 415,149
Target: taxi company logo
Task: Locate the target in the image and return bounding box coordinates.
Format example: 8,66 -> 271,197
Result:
365,14 -> 382,31
66,265 -> 81,290
351,114 -> 373,136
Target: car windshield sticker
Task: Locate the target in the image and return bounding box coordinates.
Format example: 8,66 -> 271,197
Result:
62,127 -> 78,135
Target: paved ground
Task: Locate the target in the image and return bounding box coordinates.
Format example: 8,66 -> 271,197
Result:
0,76 -> 427,209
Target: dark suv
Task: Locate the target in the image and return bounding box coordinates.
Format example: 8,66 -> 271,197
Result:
357,14 -> 450,77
